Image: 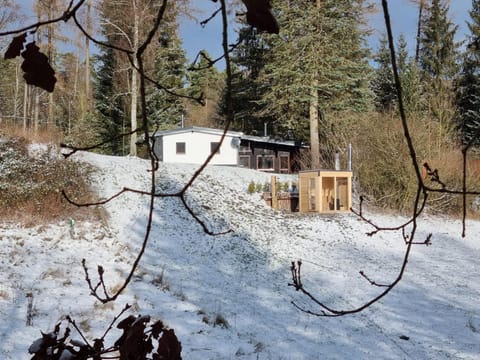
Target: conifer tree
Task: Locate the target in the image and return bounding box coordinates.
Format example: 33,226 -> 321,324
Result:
418,0 -> 460,148
455,0 -> 480,147
93,46 -> 127,155
372,34 -> 424,114
146,2 -> 187,130
218,27 -> 273,135
259,0 -> 372,167
371,35 -> 397,112
419,0 -> 459,81
186,51 -> 223,127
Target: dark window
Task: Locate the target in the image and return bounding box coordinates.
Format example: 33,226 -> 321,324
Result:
279,154 -> 290,173
176,142 -> 186,154
239,145 -> 251,154
239,155 -> 250,168
210,142 -> 220,154
257,155 -> 275,171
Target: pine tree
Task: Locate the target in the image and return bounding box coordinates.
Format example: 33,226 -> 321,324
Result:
371,34 -> 424,114
218,27 -> 273,135
93,46 -> 127,155
419,0 -> 460,81
146,2 -> 187,130
259,0 -> 372,167
186,51 -> 223,127
455,0 -> 480,147
371,35 -> 397,112
418,0 -> 460,148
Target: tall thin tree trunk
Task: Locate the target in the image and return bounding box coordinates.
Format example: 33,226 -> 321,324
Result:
309,0 -> 322,169
84,0 -> 91,114
14,59 -> 20,126
130,0 -> 139,156
34,89 -> 40,134
71,54 -> 80,135
47,0 -> 56,129
415,1 -> 424,64
309,79 -> 320,169
23,84 -> 28,131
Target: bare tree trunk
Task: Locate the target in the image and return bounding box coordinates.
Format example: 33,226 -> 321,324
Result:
130,0 -> 139,156
47,0 -> 56,129
14,59 -> 20,126
84,0 -> 91,114
70,54 -> 81,135
309,0 -> 321,169
34,89 -> 40,134
309,79 -> 320,169
23,84 -> 28,131
415,0 -> 424,64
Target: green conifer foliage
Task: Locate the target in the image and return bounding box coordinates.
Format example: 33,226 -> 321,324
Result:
218,27 -> 274,135
419,0 -> 460,81
371,34 -> 425,115
455,0 -> 480,147
259,0 -> 372,142
146,2 -> 187,130
186,51 -> 223,127
93,46 -> 127,155
371,35 -> 397,112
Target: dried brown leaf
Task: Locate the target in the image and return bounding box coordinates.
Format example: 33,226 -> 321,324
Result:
21,42 -> 57,92
4,33 -> 27,59
242,0 -> 279,34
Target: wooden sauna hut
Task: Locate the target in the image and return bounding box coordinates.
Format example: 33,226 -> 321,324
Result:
298,169 -> 352,213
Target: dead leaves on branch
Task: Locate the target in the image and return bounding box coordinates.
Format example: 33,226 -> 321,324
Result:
4,32 -> 27,59
211,0 -> 279,34
4,32 -> 57,92
241,0 -> 279,34
28,307 -> 182,360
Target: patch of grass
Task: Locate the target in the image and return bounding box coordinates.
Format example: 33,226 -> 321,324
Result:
0,288 -> 10,301
213,313 -> 229,329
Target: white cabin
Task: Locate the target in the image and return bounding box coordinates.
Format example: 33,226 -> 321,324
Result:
152,127 -> 243,166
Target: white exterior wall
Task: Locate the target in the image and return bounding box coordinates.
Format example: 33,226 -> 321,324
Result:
162,131 -> 239,165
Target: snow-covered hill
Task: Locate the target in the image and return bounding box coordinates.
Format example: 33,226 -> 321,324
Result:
1,151 -> 479,359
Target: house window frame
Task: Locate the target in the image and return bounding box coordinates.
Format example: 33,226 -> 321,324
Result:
239,155 -> 251,168
239,145 -> 252,155
279,153 -> 290,173
176,142 -> 186,155
256,154 -> 275,172
210,141 -> 221,155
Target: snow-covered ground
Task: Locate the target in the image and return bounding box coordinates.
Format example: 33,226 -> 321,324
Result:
1,151 -> 479,359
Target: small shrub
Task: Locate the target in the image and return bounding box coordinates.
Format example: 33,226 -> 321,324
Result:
213,313 -> 229,329
0,136 -> 96,222
255,182 -> 263,193
247,180 -> 256,194
262,182 -> 270,192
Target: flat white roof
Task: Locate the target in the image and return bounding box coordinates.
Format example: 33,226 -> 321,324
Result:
151,126 -> 243,138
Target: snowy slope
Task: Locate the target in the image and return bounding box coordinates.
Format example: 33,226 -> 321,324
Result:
1,151 -> 480,359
